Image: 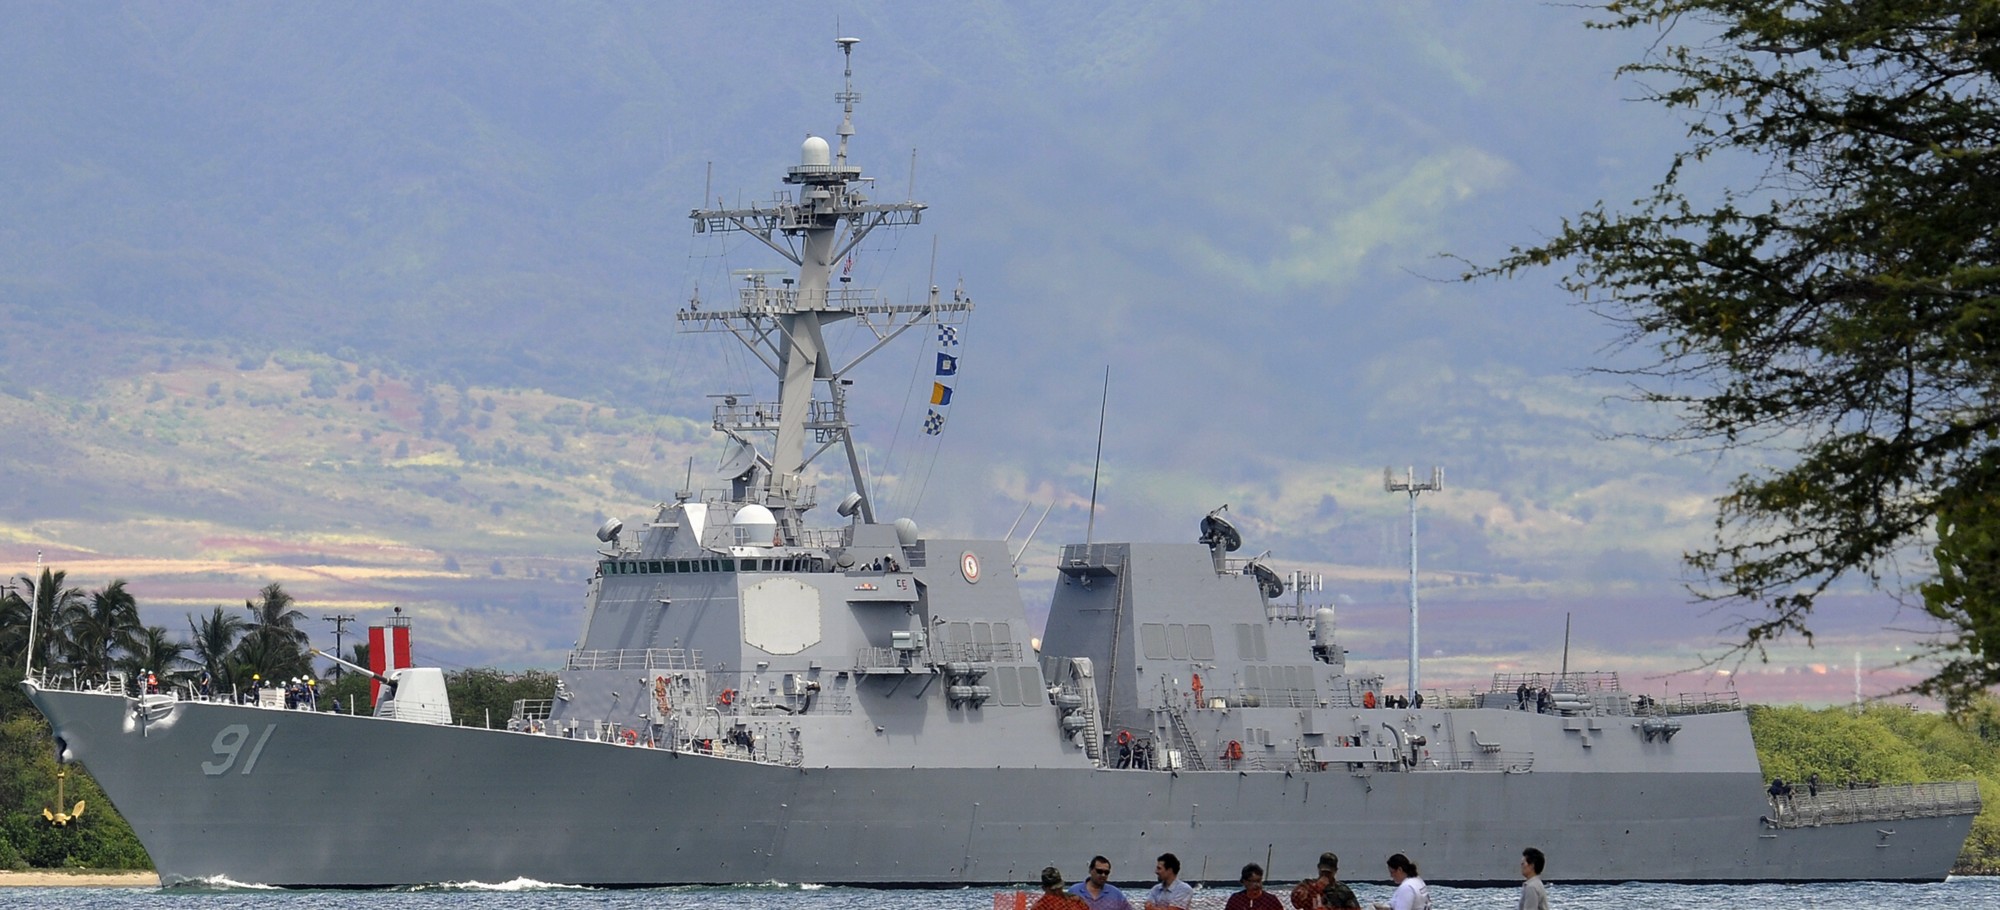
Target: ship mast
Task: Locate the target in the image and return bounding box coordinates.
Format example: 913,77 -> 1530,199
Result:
681,37 -> 971,537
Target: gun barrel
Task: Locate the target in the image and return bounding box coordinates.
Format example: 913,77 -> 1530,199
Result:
308,648 -> 396,690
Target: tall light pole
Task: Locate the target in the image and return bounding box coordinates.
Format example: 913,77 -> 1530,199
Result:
1385,466 -> 1443,697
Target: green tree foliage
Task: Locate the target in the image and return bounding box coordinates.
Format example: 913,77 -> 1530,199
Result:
0,569 -> 83,675
118,626 -> 190,681
445,668 -> 556,729
235,583 -> 309,680
187,606 -> 245,693
1751,700 -> 2000,872
0,667 -> 150,870
1477,1 -> 2000,706
56,581 -> 140,683
318,666 -> 372,715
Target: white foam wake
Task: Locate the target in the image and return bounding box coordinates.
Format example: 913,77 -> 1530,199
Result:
180,874 -> 281,890
428,877 -> 593,891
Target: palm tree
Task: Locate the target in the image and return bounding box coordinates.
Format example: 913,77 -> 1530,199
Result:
229,633 -> 289,688
119,625 -> 191,684
0,567 -> 85,676
58,580 -> 141,682
237,583 -> 309,678
188,606 -> 246,692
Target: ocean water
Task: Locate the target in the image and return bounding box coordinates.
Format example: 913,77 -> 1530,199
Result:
0,877 -> 1995,910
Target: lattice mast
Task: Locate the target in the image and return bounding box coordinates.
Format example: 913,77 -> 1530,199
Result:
681,37 -> 970,536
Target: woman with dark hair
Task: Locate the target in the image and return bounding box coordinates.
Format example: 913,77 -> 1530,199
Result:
1371,854 -> 1428,910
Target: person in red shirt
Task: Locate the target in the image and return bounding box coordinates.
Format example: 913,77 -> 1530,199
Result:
1225,863 -> 1283,910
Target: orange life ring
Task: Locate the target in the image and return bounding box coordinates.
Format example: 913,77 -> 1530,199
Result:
1116,730 -> 1133,746
1223,740 -> 1244,762
622,729 -> 638,746
717,688 -> 736,707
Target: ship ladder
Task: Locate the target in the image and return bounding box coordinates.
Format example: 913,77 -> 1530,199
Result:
1165,701 -> 1209,771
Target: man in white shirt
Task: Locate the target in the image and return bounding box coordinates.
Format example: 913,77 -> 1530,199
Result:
1145,853 -> 1195,909
1519,847 -> 1549,910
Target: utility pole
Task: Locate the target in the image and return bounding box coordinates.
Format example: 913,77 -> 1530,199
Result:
322,614 -> 357,680
1384,466 -> 1443,698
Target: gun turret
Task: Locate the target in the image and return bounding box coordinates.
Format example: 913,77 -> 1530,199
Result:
308,648 -> 451,724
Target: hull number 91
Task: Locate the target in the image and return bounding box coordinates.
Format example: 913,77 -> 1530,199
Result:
202,723 -> 277,777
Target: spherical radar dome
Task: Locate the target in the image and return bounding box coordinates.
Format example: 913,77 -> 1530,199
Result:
802,135 -> 831,168
735,504 -> 778,546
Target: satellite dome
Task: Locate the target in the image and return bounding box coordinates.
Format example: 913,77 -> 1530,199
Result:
735,504 -> 778,546
893,518 -> 920,546
802,135 -> 831,168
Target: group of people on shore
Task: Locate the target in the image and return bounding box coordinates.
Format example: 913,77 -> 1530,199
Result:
1031,848 -> 1549,910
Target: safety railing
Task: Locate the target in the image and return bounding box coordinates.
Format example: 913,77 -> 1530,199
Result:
565,648 -> 703,671
1666,691 -> 1741,714
1769,780 -> 1982,828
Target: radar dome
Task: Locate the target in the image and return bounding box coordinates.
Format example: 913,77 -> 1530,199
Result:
735,504 -> 778,546
802,135 -> 831,168
893,518 -> 920,546
595,518 -> 624,544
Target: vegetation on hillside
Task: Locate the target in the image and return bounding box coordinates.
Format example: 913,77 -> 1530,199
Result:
1750,701 -> 2000,873
0,343 -> 709,561
0,667 -> 148,870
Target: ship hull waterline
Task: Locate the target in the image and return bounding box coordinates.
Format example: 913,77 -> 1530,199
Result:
27,685 -> 1970,888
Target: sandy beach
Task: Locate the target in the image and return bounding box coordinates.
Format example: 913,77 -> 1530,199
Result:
0,870 -> 158,888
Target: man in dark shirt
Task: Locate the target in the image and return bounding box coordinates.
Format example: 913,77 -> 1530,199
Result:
1225,863 -> 1283,910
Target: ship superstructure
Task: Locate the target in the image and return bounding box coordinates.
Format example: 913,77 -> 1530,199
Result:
19,39 -> 1981,888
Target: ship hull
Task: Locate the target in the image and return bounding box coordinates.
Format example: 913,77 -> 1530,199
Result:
28,685 -> 1971,887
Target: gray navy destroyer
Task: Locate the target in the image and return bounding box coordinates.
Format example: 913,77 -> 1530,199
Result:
20,39 -> 1982,888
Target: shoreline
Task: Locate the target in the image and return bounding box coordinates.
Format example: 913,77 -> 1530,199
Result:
0,870 -> 158,888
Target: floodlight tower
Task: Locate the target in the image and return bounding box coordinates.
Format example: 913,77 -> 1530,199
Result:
1385,466 -> 1444,697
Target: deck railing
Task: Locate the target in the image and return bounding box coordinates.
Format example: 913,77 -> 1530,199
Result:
1769,780 -> 1982,828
